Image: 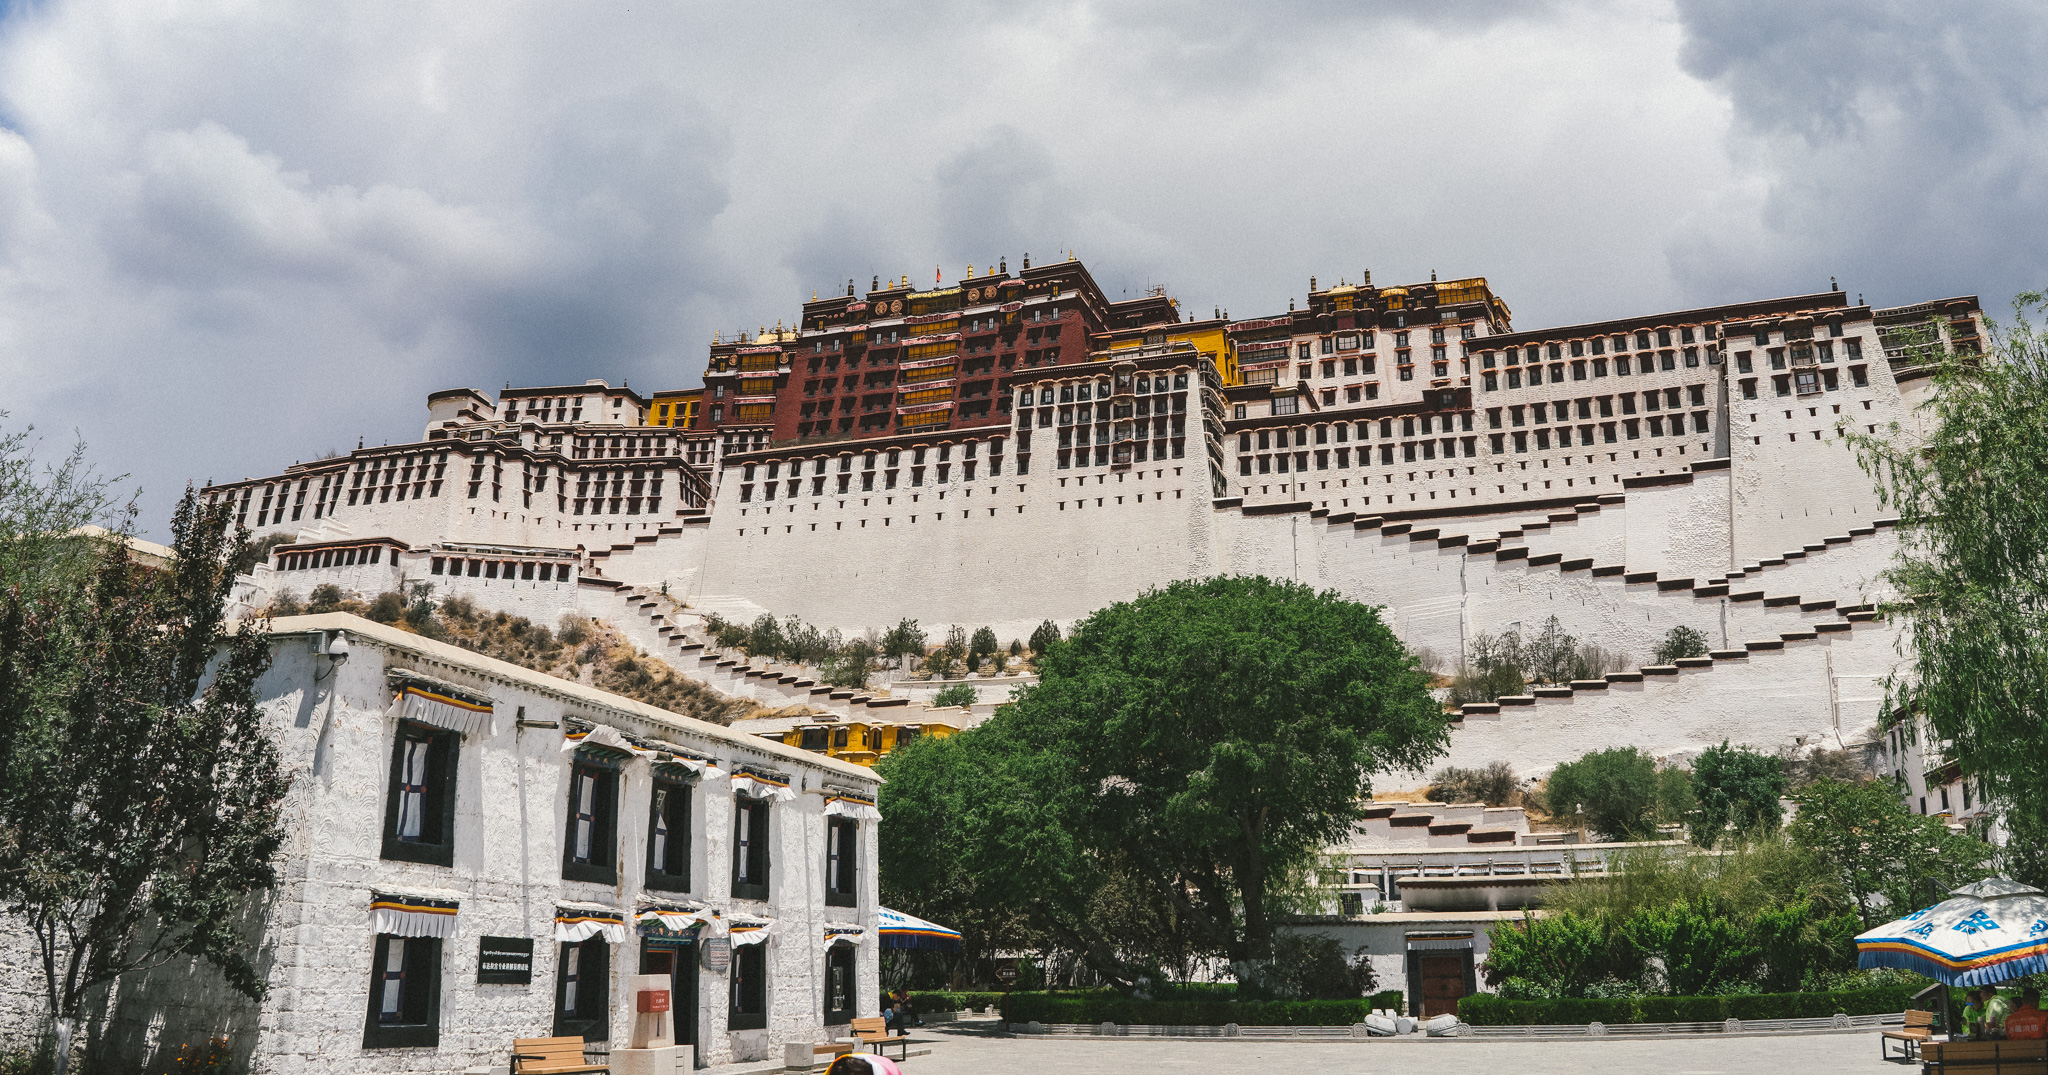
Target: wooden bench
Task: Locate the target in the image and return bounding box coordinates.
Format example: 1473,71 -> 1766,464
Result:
512,1036 -> 608,1074
850,1016 -> 910,1061
1921,1038 -> 2048,1074
815,1040 -> 855,1061
1885,1009 -> 1937,1060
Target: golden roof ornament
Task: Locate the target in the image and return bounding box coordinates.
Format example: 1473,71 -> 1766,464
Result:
966,264 -> 974,279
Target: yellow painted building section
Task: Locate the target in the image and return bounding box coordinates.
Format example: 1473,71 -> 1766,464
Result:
771,719 -> 960,768
1103,320 -> 1240,386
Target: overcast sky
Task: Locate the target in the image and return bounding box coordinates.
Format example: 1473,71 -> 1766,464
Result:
0,1 -> 2041,533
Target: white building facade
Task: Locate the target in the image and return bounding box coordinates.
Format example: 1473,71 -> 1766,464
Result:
5,613 -> 882,1074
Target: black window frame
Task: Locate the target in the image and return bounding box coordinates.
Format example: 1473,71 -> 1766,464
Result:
562,755 -> 622,885
825,943 -> 858,1026
645,775 -> 693,894
381,721 -> 460,867
553,937 -> 612,1040
730,942 -> 768,1030
731,796 -> 772,902
363,934 -> 443,1048
825,817 -> 858,907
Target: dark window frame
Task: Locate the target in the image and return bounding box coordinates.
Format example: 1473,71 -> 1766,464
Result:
553,938 -> 612,1040
730,942 -> 768,1030
731,796 -> 772,902
826,817 -> 858,907
562,756 -> 622,885
645,776 -> 693,893
363,934 -> 443,1048
381,721 -> 460,867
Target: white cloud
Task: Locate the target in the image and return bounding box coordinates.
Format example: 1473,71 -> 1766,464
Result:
0,0 -> 2034,532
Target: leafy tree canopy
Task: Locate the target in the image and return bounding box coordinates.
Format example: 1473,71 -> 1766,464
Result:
1789,777 -> 1992,926
1848,296 -> 2048,882
930,683 -> 978,708
1686,741 -> 1786,848
1541,747 -> 1690,842
878,576 -> 1446,986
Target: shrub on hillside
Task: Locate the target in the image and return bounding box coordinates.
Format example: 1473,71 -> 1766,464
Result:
1430,761 -> 1520,806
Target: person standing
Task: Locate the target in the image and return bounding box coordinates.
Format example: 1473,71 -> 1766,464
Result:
1987,988 -> 2015,1039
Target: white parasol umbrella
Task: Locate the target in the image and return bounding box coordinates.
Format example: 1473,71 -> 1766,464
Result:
1856,877 -> 2048,986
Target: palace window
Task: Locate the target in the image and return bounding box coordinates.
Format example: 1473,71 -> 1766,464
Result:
382,723 -> 459,867
732,796 -> 772,901
645,778 -> 692,893
562,758 -> 620,885
363,934 -> 442,1048
826,817 -> 858,907
554,938 -> 610,1040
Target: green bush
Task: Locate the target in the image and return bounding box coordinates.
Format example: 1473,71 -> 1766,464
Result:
999,991 -> 1407,1026
1457,984 -> 1919,1026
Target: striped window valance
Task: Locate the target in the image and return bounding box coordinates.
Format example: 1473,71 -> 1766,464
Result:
635,899 -> 710,933
728,917 -> 774,947
645,740 -> 717,776
823,794 -> 881,821
385,670 -> 496,737
732,768 -> 795,802
555,904 -> 628,943
369,891 -> 460,938
1405,931 -> 1475,951
560,722 -> 647,760
825,925 -> 867,947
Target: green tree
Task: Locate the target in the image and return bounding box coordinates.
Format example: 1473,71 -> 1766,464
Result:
1447,628 -> 1528,706
925,624 -> 968,678
1653,625 -> 1710,665
1027,618 -> 1060,657
0,488 -> 290,1074
1541,747 -> 1666,842
1847,298 -> 2048,872
1620,899 -> 1761,996
1686,741 -> 1787,848
930,683 -> 978,708
1482,911 -> 1637,998
969,626 -> 999,665
744,613 -> 784,658
822,637 -> 877,689
882,576 -> 1447,985
1790,777 -> 1992,926
881,617 -> 926,664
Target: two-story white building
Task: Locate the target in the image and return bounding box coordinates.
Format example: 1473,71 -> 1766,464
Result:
12,612 -> 882,1074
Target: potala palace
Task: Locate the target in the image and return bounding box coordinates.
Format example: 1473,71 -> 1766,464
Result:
204,260 -> 1980,815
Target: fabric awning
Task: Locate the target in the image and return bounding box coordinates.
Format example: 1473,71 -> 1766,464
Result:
561,723 -> 647,759
555,904 -> 628,943
385,670 -> 496,737
824,794 -> 881,821
732,769 -> 796,802
1857,877 -> 2048,985
636,898 -> 710,933
369,891 -> 460,938
878,907 -> 961,952
825,926 -> 868,947
729,918 -> 774,947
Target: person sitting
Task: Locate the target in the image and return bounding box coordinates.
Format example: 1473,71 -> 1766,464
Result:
2005,988 -> 2046,1040
1964,989 -> 1987,1040
1987,988 -> 2015,1039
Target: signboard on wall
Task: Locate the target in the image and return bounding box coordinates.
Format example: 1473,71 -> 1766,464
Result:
477,936 -> 534,984
701,936 -> 732,974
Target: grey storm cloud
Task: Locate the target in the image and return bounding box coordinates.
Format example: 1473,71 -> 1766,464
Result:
0,0 -> 2037,534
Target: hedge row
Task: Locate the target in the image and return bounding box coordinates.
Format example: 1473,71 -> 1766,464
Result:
999,990 -> 1407,1026
909,991 -> 1006,1012
1457,985 -> 1921,1026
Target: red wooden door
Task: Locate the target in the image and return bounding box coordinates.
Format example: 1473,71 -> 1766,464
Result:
1417,953 -> 1467,1018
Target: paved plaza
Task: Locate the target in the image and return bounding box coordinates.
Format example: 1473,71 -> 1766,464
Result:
893,1024 -> 1907,1075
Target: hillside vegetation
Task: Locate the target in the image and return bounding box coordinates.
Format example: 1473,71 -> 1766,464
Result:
275,585 -> 768,725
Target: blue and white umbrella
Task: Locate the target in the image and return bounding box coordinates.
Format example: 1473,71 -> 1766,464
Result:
877,907 -> 963,951
1857,877 -> 2048,986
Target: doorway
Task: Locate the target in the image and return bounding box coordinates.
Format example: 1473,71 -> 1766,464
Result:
640,940 -> 698,1065
1415,953 -> 1468,1018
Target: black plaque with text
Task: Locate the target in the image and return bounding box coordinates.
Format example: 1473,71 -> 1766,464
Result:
478,936 -> 534,984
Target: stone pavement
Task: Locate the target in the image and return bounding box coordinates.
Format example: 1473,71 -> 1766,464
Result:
892,1025 -> 1908,1074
